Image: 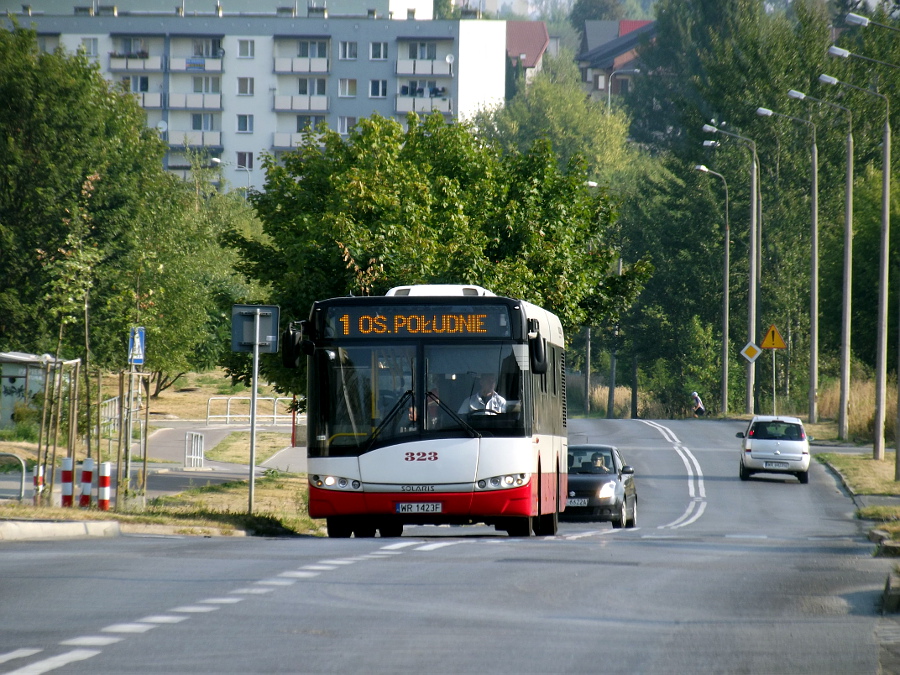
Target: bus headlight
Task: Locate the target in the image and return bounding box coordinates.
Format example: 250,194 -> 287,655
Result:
476,473 -> 529,490
311,475 -> 362,491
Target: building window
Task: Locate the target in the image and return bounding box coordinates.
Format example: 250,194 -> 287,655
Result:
299,40 -> 327,58
298,77 -> 326,95
238,39 -> 255,58
80,37 -> 98,57
339,41 -> 357,60
120,37 -> 147,56
297,115 -> 326,131
237,77 -> 255,96
338,116 -> 357,135
594,74 -> 606,91
406,79 -> 436,97
191,113 -> 218,131
338,79 -> 357,98
408,42 -> 436,60
193,76 -> 221,94
122,75 -> 149,93
369,79 -> 387,98
237,152 -> 253,170
193,38 -> 222,58
237,114 -> 254,133
370,42 -> 388,60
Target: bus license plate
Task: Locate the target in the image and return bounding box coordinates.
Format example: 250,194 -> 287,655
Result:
764,461 -> 789,469
396,502 -> 442,514
566,498 -> 589,507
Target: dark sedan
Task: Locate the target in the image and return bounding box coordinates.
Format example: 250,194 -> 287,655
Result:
562,444 -> 637,528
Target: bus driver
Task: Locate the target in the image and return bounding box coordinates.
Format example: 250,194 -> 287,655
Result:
459,373 -> 507,415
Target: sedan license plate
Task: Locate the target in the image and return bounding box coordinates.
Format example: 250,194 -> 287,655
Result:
396,502 -> 442,514
764,461 -> 789,469
566,498 -> 589,507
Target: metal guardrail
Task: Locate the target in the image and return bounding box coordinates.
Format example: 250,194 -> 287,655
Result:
0,453 -> 26,501
205,396 -> 293,425
185,432 -> 204,468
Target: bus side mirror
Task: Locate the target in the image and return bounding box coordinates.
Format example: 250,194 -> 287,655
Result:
530,336 -> 547,374
282,328 -> 303,368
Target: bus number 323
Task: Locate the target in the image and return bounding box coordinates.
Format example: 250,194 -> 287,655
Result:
405,452 -> 438,461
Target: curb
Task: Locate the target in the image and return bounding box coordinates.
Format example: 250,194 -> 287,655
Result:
0,519 -> 120,541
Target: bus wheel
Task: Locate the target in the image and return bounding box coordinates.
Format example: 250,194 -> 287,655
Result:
379,522 -> 403,538
507,517 -> 533,537
534,509 -> 558,536
326,517 -> 352,538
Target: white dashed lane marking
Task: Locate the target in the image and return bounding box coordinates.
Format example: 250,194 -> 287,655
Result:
101,623 -> 157,634
59,637 -> 122,647
4,648 -> 101,675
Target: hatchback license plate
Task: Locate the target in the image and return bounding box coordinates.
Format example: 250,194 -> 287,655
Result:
566,498 -> 589,507
396,502 -> 442,514
764,461 -> 789,469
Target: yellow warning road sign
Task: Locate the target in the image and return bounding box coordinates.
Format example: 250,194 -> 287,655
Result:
760,324 -> 787,350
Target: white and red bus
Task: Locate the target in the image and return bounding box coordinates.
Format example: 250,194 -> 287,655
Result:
283,284 -> 567,537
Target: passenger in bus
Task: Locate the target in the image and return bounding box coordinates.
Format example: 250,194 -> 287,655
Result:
458,373 -> 507,415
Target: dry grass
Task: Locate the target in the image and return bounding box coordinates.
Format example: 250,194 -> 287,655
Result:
206,431 -> 293,464
817,377 -> 897,443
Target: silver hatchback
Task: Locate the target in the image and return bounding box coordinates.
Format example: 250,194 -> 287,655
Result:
736,415 -> 811,483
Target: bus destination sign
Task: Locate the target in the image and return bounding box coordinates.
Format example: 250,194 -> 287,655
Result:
326,305 -> 512,339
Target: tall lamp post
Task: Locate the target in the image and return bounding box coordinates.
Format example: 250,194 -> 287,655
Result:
756,106 -> 819,424
846,12 -> 900,34
702,123 -> 759,414
820,71 -> 890,460
694,164 -> 730,416
607,68 -> 640,109
787,88 -> 853,439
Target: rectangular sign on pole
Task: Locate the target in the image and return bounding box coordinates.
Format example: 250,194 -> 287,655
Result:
128,327 -> 145,365
231,305 -> 280,354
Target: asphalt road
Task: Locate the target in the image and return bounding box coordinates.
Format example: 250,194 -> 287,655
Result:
2,418 -> 899,674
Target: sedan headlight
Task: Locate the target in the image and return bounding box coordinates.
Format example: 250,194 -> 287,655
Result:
598,481 -> 616,499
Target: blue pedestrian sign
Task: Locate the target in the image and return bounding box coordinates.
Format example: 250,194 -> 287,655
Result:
128,327 -> 145,365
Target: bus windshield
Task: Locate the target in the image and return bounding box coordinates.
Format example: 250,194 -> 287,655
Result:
312,342 -> 527,455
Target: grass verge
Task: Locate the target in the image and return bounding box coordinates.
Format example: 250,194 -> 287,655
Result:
817,451 -> 900,539
0,470 -> 325,537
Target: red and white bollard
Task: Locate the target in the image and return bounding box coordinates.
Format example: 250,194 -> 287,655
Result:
61,458 -> 74,507
97,462 -> 111,511
79,458 -> 94,508
32,464 -> 44,505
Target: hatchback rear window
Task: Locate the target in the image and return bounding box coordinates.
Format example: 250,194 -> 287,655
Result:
749,422 -> 805,441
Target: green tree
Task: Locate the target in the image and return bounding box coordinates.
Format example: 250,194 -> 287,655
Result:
228,113 -> 649,393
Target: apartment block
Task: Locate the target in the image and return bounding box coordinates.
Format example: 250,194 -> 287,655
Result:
6,0 -> 507,189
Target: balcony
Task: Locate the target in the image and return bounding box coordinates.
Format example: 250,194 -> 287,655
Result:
273,94 -> 328,112
395,96 -> 452,114
273,57 -> 329,74
396,59 -> 453,77
109,54 -> 164,71
169,57 -> 222,72
167,130 -> 222,147
168,93 -> 222,110
137,92 -> 163,108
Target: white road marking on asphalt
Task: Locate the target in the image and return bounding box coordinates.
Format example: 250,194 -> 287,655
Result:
101,623 -> 158,633
255,579 -> 296,586
380,542 -> 421,550
0,650 -> 43,666
60,636 -> 123,647
170,605 -> 221,612
302,564 -> 337,571
564,530 -> 604,540
231,587 -> 275,594
415,541 -> 464,551
280,570 -> 320,578
726,534 -> 769,539
137,615 -> 189,623
641,420 -> 708,529
318,559 -> 359,564
3,648 -> 101,675
199,598 -> 243,604
370,550 -> 404,555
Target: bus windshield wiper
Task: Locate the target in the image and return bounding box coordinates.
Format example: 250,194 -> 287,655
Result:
366,389 -> 414,451
426,390 -> 481,438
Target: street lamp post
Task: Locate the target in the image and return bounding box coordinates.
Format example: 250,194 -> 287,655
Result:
211,157 -> 252,194
607,68 -> 640,109
695,164 -> 730,416
787,88 -> 853,439
756,106 -> 819,424
702,123 -> 759,414
846,12 -> 900,34
820,72 -> 890,460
